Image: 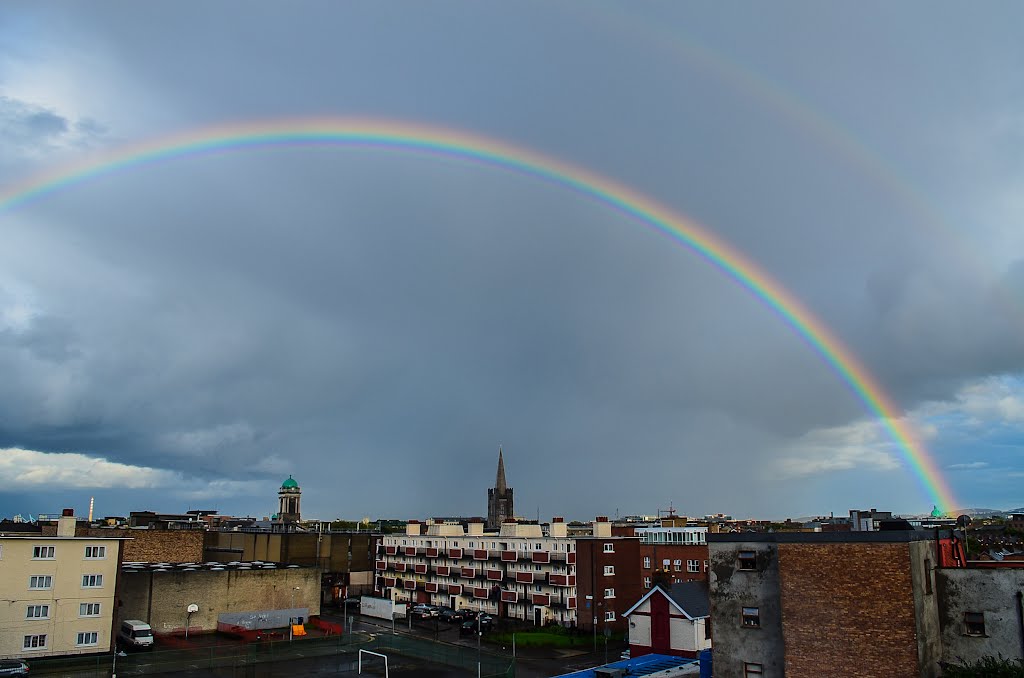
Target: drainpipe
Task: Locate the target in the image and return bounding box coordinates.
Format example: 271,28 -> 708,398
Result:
1015,591 -> 1024,659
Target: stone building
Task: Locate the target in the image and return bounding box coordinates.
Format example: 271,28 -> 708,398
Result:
277,475 -> 302,523
486,449 -> 513,530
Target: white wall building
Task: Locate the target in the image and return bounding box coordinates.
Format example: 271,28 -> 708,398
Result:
376,518 -> 579,626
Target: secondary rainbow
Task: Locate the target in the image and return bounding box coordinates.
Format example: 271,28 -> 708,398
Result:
0,117 -> 958,511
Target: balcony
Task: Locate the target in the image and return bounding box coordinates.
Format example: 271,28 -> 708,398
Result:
501,550 -> 518,562
403,546 -> 419,556
447,584 -> 462,595
375,560 -> 387,571
531,551 -> 550,564
403,580 -> 416,590
515,571 -> 534,584
567,552 -> 576,565
426,547 -> 440,558
385,546 -> 398,556
473,587 -> 489,600
486,569 -> 503,581
425,582 -> 440,593
472,549 -> 488,561
436,565 -> 451,577
460,567 -> 477,579
501,590 -> 519,603
532,593 -> 550,606
448,548 -> 463,559
394,563 -> 407,573
549,574 -> 576,587
414,564 -> 428,574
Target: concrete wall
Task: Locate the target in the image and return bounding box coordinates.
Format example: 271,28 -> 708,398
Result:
204,531 -> 377,573
708,541 -> 784,678
937,568 -> 1024,665
118,567 -> 321,634
909,541 -> 943,677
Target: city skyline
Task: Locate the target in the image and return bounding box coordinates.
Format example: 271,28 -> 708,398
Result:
2,5 -> 1024,518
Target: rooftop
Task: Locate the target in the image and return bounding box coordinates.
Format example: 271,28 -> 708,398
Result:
709,530 -> 953,544
554,653 -> 699,677
121,560 -> 312,573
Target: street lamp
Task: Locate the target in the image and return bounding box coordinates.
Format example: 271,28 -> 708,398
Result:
290,587 -> 300,642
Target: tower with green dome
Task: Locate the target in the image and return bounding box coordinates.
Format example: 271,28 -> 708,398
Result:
277,475 -> 302,523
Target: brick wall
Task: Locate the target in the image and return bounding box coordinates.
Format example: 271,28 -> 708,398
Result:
575,538 -> 643,632
778,542 -> 919,678
41,527 -> 205,563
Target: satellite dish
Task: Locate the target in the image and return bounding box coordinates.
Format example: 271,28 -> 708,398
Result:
187,603 -> 199,613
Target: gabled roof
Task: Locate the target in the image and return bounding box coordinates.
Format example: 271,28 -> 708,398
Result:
623,581 -> 710,620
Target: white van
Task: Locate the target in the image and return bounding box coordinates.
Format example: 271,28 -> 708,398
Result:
119,620 -> 155,649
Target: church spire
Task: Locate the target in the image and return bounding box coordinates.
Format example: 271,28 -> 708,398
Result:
495,447 -> 507,493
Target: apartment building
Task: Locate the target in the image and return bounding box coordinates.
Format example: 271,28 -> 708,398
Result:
635,524 -> 709,587
376,517 -> 578,626
1,510 -> 126,660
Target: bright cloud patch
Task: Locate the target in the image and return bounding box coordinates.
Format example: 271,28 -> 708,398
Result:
0,447 -> 180,488
777,420 -> 902,478
0,447 -> 267,499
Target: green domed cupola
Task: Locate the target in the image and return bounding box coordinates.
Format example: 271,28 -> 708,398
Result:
930,505 -> 943,518
281,475 -> 299,490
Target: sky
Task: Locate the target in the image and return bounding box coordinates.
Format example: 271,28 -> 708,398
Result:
2,3 -> 1024,521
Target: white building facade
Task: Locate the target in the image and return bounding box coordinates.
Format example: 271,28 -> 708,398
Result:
376,518 -> 578,626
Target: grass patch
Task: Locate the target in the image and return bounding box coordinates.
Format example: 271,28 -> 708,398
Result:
488,630 -> 590,648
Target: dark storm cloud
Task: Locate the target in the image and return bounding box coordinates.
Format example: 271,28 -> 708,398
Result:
2,3 -> 1024,518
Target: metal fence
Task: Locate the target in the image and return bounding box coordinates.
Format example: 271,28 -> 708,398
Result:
25,631 -> 514,677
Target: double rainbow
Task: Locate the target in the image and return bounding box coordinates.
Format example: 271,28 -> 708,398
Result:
0,117 -> 957,512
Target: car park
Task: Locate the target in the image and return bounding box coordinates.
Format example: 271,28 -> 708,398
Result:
439,607 -> 464,623
0,659 -> 29,676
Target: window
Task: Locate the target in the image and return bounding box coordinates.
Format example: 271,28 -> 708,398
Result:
673,559 -> 682,571
76,632 -> 99,646
704,560 -> 709,571
82,574 -> 104,588
535,543 -> 542,550
29,575 -> 53,590
643,556 -> 651,569
80,603 -> 102,617
742,607 -> 760,628
32,545 -> 55,559
604,588 -> 615,598
964,612 -> 986,636
85,545 -> 106,559
603,543 -> 615,553
23,634 -> 47,650
644,577 -> 651,588
738,550 -> 757,570
604,610 -> 616,622
687,559 -> 700,573
743,663 -> 763,677
603,565 -> 615,576
26,605 -> 50,619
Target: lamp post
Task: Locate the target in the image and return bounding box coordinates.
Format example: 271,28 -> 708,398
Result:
290,586 -> 300,642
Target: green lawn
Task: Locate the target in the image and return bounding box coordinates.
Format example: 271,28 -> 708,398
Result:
488,628 -> 590,648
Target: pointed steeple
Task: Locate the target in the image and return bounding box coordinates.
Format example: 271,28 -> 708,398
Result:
495,447 -> 507,493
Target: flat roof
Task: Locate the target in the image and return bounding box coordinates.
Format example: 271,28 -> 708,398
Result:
554,654 -> 698,677
709,530 -> 951,544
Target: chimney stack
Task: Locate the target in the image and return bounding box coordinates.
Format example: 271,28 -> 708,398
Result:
467,518 -> 484,536
593,516 -> 612,538
549,517 -> 567,538
57,508 -> 77,537
405,520 -> 422,536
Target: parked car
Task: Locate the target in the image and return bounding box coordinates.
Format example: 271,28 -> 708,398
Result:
460,620 -> 478,636
460,608 -> 477,621
478,614 -> 494,630
411,604 -> 438,618
0,659 -> 29,676
438,607 -> 464,623
342,597 -> 361,609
